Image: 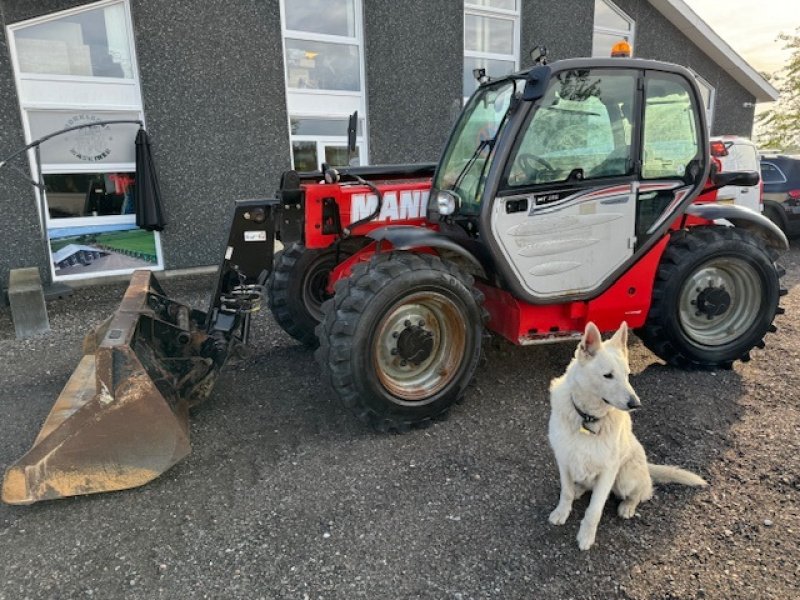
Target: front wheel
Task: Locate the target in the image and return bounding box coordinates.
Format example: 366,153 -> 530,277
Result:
315,252 -> 485,431
636,226 -> 785,368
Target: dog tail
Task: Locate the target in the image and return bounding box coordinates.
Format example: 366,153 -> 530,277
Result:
648,464 -> 707,487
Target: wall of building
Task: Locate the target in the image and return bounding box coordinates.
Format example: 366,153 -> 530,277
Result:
364,0 -> 463,164
0,0 -> 764,288
609,0 -> 757,136
127,0 -> 290,270
520,0 -> 594,66
0,10 -> 47,288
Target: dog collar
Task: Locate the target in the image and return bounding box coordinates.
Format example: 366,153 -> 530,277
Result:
571,397 -> 600,435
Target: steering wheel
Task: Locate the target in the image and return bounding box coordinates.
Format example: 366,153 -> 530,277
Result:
517,153 -> 555,178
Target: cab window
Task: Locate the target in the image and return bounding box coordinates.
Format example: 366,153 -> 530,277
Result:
642,74 -> 701,180
505,69 -> 637,188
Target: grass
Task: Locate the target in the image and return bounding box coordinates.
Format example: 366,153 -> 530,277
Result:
50,229 -> 156,255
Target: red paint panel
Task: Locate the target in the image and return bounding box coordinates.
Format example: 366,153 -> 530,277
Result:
302,180 -> 432,249
476,235 -> 671,345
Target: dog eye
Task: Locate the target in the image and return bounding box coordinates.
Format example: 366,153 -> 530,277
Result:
603,372 -> 614,379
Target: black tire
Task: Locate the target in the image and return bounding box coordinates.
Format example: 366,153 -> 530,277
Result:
268,241 -> 364,347
636,226 -> 785,368
315,251 -> 486,431
764,204 -> 787,234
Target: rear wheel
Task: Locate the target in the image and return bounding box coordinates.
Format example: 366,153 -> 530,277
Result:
764,204 -> 787,233
637,226 -> 784,368
315,252 -> 486,431
268,241 -> 364,347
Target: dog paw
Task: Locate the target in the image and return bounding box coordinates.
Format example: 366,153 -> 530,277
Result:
548,507 -> 570,525
577,524 -> 596,551
618,501 -> 638,519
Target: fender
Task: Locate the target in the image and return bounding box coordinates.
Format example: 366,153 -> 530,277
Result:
684,203 -> 789,250
367,225 -> 490,277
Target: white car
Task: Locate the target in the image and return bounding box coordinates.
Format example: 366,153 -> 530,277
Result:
710,136 -> 763,214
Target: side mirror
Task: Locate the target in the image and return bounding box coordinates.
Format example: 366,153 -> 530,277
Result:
711,170 -> 760,188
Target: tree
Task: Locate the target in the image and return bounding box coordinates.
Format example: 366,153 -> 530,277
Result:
757,30 -> 800,152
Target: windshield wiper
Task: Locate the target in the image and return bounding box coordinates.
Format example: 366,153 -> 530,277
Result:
451,138 -> 493,193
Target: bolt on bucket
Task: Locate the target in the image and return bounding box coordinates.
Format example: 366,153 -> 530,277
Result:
2,271 -> 221,505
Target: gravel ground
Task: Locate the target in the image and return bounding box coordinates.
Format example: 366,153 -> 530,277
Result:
0,241 -> 798,600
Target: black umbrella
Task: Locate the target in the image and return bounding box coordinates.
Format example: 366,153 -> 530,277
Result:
134,128 -> 166,231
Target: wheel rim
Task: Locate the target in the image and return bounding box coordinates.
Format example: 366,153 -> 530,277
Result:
301,255 -> 337,321
373,291 -> 467,404
678,257 -> 762,347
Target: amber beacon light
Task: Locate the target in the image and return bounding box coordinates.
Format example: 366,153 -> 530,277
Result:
611,40 -> 632,57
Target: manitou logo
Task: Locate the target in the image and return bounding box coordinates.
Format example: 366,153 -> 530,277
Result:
350,190 -> 430,222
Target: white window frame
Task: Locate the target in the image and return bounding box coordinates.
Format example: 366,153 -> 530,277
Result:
7,0 -> 163,281
463,1 -> 521,101
592,0 -> 635,57
279,0 -> 369,169
290,114 -> 367,170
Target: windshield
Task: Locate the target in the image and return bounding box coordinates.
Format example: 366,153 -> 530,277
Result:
433,79 -> 520,214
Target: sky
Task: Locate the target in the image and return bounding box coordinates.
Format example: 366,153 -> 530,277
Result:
685,0 -> 800,79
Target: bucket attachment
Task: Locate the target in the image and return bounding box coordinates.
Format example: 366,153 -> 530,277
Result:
2,199 -> 278,505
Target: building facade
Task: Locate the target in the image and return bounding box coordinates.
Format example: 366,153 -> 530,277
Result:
0,0 -> 777,287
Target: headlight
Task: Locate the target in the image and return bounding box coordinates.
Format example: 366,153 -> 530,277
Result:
435,190 -> 459,216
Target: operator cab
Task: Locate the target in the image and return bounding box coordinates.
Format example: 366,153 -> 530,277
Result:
430,56 -> 710,302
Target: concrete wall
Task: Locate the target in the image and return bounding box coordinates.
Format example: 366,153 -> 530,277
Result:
364,0 -> 463,164
520,0 -> 594,67
127,0 -> 290,269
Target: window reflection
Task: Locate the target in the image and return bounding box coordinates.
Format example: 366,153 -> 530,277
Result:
285,39 -> 360,91
44,172 -> 135,218
15,3 -> 133,78
285,0 -> 356,37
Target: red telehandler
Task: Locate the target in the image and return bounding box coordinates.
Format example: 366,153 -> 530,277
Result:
3,57 -> 786,504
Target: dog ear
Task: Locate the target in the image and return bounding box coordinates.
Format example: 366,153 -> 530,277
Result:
610,321 -> 629,352
579,322 -> 602,358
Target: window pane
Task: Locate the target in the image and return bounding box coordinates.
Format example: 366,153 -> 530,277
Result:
465,14 -> 514,54
594,0 -> 632,31
592,31 -> 632,58
290,117 -> 363,136
642,75 -> 701,180
45,171 -> 135,218
28,110 -> 140,164
325,145 -> 360,167
15,3 -> 133,78
507,70 -> 637,187
49,224 -> 157,276
292,141 -> 318,171
463,57 -> 515,97
285,0 -> 356,37
466,0 -> 517,10
285,39 -> 360,91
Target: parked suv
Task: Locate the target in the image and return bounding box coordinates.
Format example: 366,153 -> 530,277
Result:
710,136 -> 762,213
760,154 -> 800,236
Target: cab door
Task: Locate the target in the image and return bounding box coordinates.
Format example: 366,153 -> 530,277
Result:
489,68 -> 640,300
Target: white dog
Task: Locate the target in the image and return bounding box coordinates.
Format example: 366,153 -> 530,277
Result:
548,321 -> 707,551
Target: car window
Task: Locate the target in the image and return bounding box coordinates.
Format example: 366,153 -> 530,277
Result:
760,162 -> 787,184
505,69 -> 637,187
